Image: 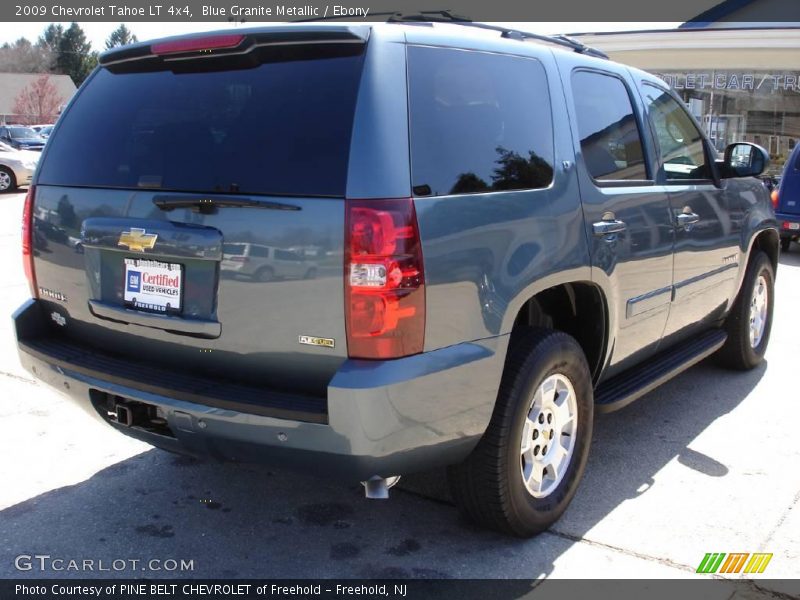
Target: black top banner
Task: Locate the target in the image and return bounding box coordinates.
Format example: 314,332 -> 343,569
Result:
3,0 -> 800,23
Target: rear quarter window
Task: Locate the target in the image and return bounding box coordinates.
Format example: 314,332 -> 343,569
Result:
38,51 -> 365,197
407,46 -> 555,197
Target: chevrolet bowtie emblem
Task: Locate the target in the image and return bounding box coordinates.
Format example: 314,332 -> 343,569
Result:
118,228 -> 158,252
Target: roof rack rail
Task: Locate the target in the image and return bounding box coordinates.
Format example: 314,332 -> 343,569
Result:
386,10 -> 609,59
291,9 -> 609,60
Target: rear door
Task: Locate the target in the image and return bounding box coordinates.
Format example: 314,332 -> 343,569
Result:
638,82 -> 743,342
31,30 -> 368,396
560,61 -> 675,377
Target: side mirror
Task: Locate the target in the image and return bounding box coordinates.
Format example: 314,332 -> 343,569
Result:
721,142 -> 769,178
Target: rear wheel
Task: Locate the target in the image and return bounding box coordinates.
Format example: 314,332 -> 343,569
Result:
0,167 -> 16,193
254,267 -> 274,282
717,250 -> 774,370
780,238 -> 790,252
447,328 -> 593,537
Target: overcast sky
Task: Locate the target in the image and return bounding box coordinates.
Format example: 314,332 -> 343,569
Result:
2,21 -> 682,50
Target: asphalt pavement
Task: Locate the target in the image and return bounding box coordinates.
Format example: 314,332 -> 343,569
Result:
0,191 -> 798,593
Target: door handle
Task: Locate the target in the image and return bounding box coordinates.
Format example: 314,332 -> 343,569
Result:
676,212 -> 700,228
593,220 -> 627,236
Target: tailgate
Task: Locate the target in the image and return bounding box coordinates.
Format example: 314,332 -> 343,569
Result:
30,29 -> 366,396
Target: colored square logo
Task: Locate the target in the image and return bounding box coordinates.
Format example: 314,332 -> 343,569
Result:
126,271 -> 141,293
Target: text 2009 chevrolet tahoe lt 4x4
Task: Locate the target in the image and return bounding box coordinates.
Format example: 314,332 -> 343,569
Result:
15,21 -> 778,536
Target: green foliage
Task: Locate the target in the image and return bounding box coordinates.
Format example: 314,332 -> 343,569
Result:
33,22 -> 95,86
55,23 -> 94,86
105,24 -> 138,50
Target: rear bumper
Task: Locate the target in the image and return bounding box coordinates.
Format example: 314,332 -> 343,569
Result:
14,299 -> 507,481
775,212 -> 800,238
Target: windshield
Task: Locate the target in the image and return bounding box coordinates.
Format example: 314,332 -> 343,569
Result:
38,50 -> 365,197
9,127 -> 38,139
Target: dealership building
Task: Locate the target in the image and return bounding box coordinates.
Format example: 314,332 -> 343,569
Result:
575,9 -> 800,174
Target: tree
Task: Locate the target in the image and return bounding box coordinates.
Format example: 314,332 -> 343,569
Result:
11,74 -> 65,125
38,24 -> 64,54
0,38 -> 54,73
52,23 -> 94,86
105,24 -> 138,49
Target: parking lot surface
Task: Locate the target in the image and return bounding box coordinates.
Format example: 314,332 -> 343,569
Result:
0,191 -> 798,592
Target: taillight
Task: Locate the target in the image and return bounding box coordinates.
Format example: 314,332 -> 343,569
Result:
345,198 -> 425,359
771,189 -> 780,209
152,34 -> 245,56
22,186 -> 37,298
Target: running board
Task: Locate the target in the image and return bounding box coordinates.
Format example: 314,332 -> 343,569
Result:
594,329 -> 727,413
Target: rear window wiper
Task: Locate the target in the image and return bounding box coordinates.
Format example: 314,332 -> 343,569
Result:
153,196 -> 301,214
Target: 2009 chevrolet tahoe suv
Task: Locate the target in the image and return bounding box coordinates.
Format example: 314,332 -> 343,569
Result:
14,21 -> 778,537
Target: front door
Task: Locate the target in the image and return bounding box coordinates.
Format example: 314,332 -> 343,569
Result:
639,83 -> 743,344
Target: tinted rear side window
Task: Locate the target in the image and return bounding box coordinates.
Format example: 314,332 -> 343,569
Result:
38,52 -> 364,197
572,71 -> 648,182
408,46 -> 554,196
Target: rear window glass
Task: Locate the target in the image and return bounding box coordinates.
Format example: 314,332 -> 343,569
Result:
408,46 -> 554,196
38,52 -> 364,197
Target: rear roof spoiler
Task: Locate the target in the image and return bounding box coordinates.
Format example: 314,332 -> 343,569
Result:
99,25 -> 370,66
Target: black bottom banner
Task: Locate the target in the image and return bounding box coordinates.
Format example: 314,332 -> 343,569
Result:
3,579 -> 798,600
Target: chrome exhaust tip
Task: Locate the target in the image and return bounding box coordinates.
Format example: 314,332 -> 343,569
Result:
361,475 -> 401,499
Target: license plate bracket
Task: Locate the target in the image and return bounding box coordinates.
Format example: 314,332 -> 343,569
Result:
123,258 -> 183,314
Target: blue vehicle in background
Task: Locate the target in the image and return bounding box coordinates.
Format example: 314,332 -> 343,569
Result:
775,144 -> 800,251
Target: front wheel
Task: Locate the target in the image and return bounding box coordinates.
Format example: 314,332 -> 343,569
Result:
717,250 -> 775,370
447,328 -> 593,537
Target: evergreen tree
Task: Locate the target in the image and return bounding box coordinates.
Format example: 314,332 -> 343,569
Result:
105,24 -> 138,49
38,24 -> 64,54
51,23 -> 94,86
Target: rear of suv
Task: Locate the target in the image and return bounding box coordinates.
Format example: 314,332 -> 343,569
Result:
15,22 -> 778,536
775,142 -> 800,251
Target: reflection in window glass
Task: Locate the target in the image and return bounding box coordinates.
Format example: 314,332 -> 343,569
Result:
643,84 -> 710,181
223,244 -> 246,255
38,53 -> 364,197
572,71 -> 648,181
408,46 -> 554,196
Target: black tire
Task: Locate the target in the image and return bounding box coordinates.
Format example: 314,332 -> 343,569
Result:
780,238 -> 790,252
254,267 -> 274,282
717,250 -> 774,370
0,166 -> 16,193
304,267 -> 318,280
447,328 -> 593,537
